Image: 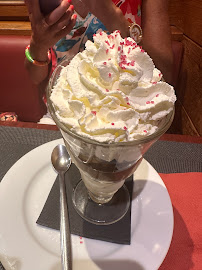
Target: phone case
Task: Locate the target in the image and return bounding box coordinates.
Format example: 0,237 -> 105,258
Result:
39,0 -> 62,15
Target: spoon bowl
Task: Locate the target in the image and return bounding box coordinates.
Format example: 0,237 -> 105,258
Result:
51,144 -> 71,173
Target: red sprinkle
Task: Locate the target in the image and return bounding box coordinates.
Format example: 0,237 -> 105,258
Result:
152,82 -> 157,85
146,101 -> 150,104
110,44 -> 115,49
151,101 -> 154,104
80,241 -> 83,244
128,48 -> 131,54
141,49 -> 145,53
103,62 -> 107,65
124,126 -> 127,130
125,97 -> 129,101
119,63 -> 126,69
106,49 -> 109,54
156,94 -> 159,97
108,73 -> 112,78
106,89 -> 109,92
127,102 -> 130,105
108,58 -> 111,61
111,123 -> 115,125
118,46 -> 121,51
144,130 -> 147,133
93,34 -> 96,37
159,73 -> 162,77
99,32 -> 103,36
105,40 -> 110,46
130,60 -> 135,66
91,111 -> 96,115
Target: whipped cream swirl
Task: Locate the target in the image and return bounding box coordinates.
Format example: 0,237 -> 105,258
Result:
50,30 -> 176,142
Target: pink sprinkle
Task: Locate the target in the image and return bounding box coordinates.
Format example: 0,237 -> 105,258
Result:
79,236 -> 83,239
106,49 -> 109,54
105,40 -> 110,46
119,63 -> 126,69
108,58 -> 111,61
125,97 -> 129,101
111,123 -> 114,125
156,94 -> 159,97
80,241 -> 83,244
117,89 -> 120,91
127,102 -> 130,105
151,101 -> 154,104
106,89 -> 109,92
108,73 -> 112,78
144,130 -> 147,133
91,111 -> 96,115
120,54 -> 126,60
118,46 -> 121,51
130,60 -> 135,66
93,34 -> 96,37
124,126 -> 127,130
146,101 -> 150,104
128,48 -> 131,54
110,44 -> 115,49
152,82 -> 157,85
141,49 -> 145,53
99,32 -> 103,36
103,62 -> 107,65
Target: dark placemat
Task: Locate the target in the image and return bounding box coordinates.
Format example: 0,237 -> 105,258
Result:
1,126 -> 201,184
37,163 -> 134,245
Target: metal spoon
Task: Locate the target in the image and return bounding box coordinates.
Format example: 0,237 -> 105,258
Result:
51,144 -> 72,270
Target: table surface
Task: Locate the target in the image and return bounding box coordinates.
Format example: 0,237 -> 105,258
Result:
0,121 -> 201,270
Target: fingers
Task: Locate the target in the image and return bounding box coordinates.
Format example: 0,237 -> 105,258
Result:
46,0 -> 72,26
55,13 -> 77,40
51,5 -> 75,32
26,0 -> 41,19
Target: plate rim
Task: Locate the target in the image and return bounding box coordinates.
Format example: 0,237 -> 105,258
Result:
0,139 -> 173,270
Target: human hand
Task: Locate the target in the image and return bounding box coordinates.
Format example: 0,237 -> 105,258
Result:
25,0 -> 77,54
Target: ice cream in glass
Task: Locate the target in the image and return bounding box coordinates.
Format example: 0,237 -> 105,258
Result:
46,30 -> 176,225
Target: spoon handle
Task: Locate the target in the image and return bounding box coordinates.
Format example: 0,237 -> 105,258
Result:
59,172 -> 72,270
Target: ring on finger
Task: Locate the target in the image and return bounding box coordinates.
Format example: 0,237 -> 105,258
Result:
42,18 -> 50,28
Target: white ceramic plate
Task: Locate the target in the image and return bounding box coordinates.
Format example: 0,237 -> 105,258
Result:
0,139 -> 173,270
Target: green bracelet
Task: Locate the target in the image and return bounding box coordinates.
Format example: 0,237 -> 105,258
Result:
25,45 -> 51,66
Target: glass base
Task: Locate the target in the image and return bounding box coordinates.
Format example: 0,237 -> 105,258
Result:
72,180 -> 130,225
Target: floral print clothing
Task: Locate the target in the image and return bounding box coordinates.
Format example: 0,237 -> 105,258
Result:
51,0 -> 142,68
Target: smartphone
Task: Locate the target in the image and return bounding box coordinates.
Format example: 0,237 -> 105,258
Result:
39,0 -> 62,15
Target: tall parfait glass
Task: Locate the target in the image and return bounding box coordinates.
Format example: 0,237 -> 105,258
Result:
46,59 -> 175,225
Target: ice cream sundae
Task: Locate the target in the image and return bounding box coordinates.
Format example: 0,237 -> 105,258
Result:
47,30 -> 176,224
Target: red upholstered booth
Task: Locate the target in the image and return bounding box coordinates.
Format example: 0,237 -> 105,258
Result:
0,35 -> 47,122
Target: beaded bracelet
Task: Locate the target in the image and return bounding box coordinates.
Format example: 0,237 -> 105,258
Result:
25,45 -> 51,66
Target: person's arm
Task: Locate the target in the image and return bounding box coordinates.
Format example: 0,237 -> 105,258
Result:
24,0 -> 76,85
141,0 -> 173,83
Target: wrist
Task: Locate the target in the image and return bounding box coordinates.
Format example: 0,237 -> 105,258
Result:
29,39 -> 51,62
